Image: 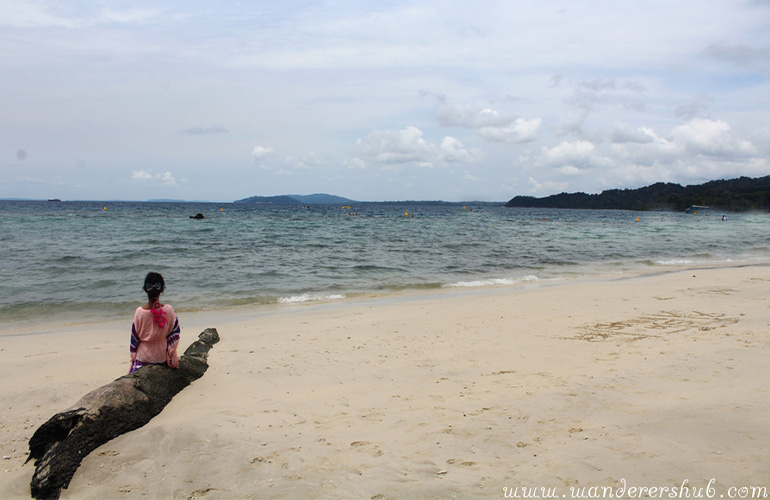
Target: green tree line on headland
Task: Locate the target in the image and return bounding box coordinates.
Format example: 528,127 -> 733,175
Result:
505,175 -> 770,212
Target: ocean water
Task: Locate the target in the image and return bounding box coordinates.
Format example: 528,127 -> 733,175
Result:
1,200 -> 768,327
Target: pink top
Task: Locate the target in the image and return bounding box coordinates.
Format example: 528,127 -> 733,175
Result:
129,304 -> 180,372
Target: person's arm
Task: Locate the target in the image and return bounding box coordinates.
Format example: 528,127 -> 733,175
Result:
128,322 -> 140,373
165,316 -> 181,368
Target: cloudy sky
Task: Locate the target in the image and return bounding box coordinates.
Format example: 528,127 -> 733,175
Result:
2,0 -> 769,202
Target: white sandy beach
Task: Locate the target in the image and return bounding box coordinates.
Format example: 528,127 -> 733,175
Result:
1,264 -> 769,499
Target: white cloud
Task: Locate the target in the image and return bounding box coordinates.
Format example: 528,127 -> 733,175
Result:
131,170 -> 176,185
289,153 -> 322,171
438,136 -> 483,163
541,140 -> 598,169
533,117 -> 765,193
436,104 -> 542,143
558,165 -> 583,176
671,119 -> 756,157
477,118 -> 542,143
355,126 -> 480,171
131,170 -> 153,181
345,157 -> 368,170
610,124 -> 656,144
527,176 -> 568,194
252,145 -> 274,158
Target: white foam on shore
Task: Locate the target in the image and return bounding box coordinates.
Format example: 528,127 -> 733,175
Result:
278,293 -> 346,304
655,259 -> 694,265
443,275 -> 539,288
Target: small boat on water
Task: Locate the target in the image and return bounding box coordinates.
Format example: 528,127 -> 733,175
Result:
47,198 -> 61,202
685,205 -> 708,214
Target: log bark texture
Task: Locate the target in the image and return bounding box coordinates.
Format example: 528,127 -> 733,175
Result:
27,328 -> 220,500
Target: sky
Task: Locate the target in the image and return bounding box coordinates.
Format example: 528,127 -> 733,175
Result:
2,0 -> 770,202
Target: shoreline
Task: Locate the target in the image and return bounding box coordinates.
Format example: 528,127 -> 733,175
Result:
4,259 -> 768,338
2,263 -> 769,498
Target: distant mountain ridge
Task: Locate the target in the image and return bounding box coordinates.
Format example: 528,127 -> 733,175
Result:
506,175 -> 770,212
234,195 -> 302,204
234,193 -> 356,205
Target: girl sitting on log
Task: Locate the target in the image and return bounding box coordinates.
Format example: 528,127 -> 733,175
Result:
129,272 -> 181,373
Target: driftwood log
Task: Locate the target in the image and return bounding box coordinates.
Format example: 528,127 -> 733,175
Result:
27,328 -> 220,500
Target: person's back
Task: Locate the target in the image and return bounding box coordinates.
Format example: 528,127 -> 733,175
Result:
129,272 -> 180,373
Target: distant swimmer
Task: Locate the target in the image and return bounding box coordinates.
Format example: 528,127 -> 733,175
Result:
722,215 -> 728,221
189,213 -> 205,219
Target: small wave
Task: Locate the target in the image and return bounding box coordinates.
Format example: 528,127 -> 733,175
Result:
278,293 -> 346,304
351,264 -> 405,274
655,259 -> 694,265
443,275 -> 539,288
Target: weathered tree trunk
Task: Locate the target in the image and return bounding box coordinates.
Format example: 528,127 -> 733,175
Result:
27,328 -> 220,500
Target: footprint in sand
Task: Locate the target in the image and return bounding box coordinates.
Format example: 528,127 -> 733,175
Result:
350,441 -> 384,457
189,487 -> 216,498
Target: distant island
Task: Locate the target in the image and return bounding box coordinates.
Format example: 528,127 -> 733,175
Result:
506,175 -> 770,212
234,193 -> 356,205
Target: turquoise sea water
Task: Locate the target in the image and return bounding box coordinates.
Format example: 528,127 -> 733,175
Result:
1,200 -> 768,327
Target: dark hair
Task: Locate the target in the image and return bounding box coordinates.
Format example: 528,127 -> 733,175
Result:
143,272 -> 165,299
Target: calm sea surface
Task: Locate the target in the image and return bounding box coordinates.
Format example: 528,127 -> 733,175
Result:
1,200 -> 768,328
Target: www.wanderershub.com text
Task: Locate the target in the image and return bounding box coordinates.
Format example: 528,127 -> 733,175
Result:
503,479 -> 768,499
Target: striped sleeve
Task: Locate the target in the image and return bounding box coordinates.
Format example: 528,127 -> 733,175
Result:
165,316 -> 181,369
166,317 -> 180,349
130,322 -> 140,356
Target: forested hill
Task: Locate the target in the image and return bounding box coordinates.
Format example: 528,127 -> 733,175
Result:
505,176 -> 770,212
234,193 -> 355,205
